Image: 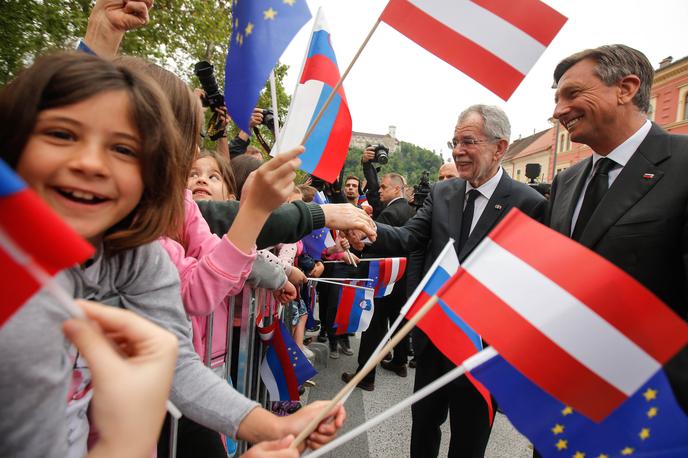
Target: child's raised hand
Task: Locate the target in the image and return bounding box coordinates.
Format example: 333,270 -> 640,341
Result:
242,147 -> 303,215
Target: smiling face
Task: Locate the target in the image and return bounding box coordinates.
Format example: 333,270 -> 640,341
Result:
553,58 -> 626,154
452,113 -> 505,188
187,156 -> 230,201
16,90 -> 143,245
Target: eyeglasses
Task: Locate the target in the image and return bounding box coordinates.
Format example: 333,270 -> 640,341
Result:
451,137 -> 494,149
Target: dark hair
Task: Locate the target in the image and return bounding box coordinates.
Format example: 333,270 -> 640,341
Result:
0,52 -> 185,255
344,175 -> 360,185
195,149 -> 237,198
298,184 -> 317,202
230,154 -> 262,200
553,44 -> 653,113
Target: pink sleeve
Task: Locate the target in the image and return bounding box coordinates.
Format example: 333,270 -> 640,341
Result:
159,236 -> 256,316
322,249 -> 346,261
183,189 -> 222,259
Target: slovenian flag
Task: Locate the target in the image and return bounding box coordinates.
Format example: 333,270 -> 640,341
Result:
271,7 -> 352,182
368,257 -> 407,297
334,281 -> 374,335
403,241 -> 492,421
259,318 -> 317,401
0,159 -> 94,327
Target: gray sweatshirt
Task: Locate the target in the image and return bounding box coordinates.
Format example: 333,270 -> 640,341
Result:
0,242 -> 259,458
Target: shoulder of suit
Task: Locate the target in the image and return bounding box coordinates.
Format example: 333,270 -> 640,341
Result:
501,173 -> 546,203
431,177 -> 464,195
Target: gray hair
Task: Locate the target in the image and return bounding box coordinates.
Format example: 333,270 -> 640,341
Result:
553,44 -> 653,113
457,104 -> 511,142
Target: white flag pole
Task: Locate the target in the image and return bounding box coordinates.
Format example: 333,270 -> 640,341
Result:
291,291 -> 446,448
306,278 -> 374,291
304,348 -> 498,458
268,70 -> 281,142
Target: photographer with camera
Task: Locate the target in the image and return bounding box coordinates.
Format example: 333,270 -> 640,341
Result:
194,61 -> 273,161
361,145 -> 390,218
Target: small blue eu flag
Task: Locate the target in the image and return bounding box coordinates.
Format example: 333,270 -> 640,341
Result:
225,0 -> 311,132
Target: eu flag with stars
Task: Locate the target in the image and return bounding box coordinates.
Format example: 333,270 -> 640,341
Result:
471,354 -> 688,458
225,0 -> 311,132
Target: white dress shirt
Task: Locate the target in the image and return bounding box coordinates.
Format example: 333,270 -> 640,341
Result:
570,120 -> 652,233
464,167 -> 503,234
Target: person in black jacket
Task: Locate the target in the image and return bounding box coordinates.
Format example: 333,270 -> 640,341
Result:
342,173 -> 416,390
348,105 -> 546,458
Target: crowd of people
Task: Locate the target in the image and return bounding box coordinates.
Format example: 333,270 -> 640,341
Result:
0,1 -> 686,458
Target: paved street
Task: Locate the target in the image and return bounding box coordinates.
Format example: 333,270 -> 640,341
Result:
304,334 -> 533,458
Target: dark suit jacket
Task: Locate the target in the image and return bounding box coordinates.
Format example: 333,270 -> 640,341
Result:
373,171 -> 547,356
545,124 -> 688,320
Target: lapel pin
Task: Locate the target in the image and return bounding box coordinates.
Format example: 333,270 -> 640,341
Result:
495,204 -> 503,210
643,173 -> 654,179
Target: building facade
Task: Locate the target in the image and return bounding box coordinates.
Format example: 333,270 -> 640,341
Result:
349,125 -> 400,154
503,55 -> 688,183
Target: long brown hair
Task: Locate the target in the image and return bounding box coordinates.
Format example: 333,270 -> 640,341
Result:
0,52 -> 186,255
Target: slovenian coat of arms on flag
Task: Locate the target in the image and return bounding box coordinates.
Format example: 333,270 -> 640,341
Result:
368,257 -> 406,298
333,281 -> 375,335
271,7 -> 352,182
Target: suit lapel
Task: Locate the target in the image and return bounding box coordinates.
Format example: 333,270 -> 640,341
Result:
459,172 -> 510,259
579,125 -> 669,248
551,158 -> 592,236
445,180 -> 466,254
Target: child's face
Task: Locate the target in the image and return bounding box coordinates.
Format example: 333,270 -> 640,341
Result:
17,90 -> 144,245
187,157 -> 230,201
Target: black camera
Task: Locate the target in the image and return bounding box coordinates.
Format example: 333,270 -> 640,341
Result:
412,170 -> 431,209
367,144 -> 389,164
261,109 -> 276,133
194,61 -> 224,111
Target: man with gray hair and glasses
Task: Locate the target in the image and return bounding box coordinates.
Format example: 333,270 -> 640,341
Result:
348,104 -> 545,457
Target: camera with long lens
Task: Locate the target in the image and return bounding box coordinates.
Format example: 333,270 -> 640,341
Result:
194,61 -> 224,111
367,144 -> 389,164
412,170 -> 431,209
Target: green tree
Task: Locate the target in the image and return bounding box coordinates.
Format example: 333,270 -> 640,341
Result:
0,1 -> 292,152
341,142 -> 443,188
0,0 -> 234,84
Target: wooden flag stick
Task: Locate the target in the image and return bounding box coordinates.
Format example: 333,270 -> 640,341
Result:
291,294 -> 441,449
300,18 -> 382,145
304,348 -> 499,458
322,257 -> 388,264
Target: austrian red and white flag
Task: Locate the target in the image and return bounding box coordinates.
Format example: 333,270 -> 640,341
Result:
437,209 -> 688,421
380,0 -> 568,99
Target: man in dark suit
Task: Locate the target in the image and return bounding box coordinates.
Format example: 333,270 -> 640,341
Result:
545,44 -> 688,423
349,105 -> 545,457
342,172 -> 416,390
547,44 -> 688,321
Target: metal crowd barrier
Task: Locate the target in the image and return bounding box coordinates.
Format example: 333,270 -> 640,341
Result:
166,286 -> 275,457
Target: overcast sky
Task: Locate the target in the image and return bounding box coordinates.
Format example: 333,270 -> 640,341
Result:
277,0 -> 688,160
